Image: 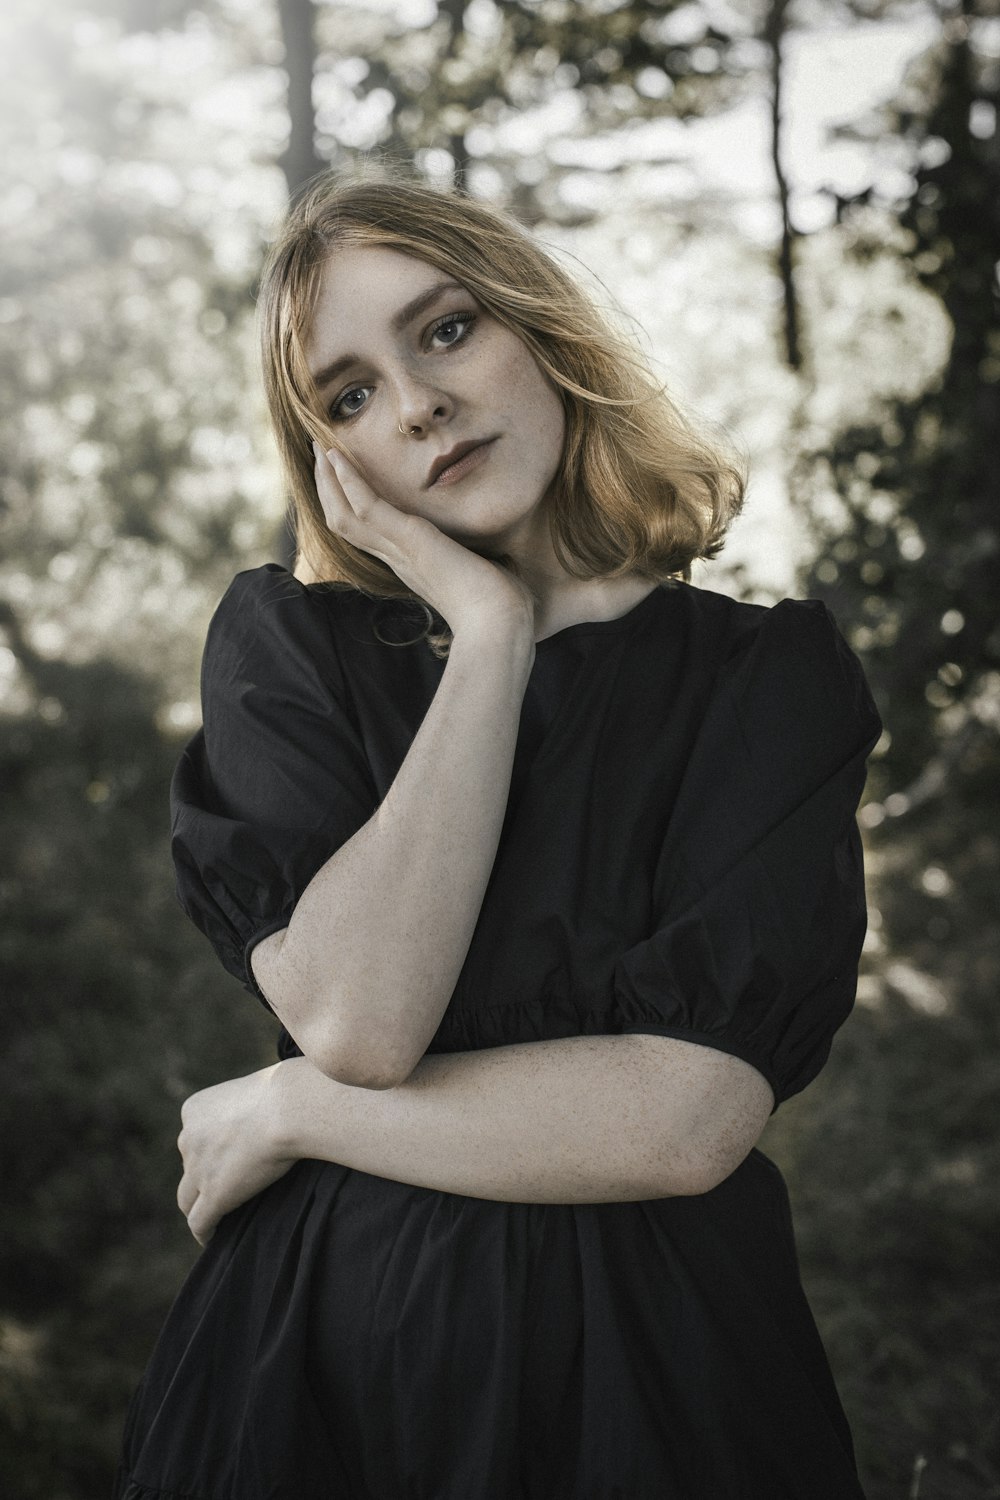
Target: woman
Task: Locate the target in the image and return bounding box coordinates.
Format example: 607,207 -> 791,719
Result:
116,172 -> 881,1499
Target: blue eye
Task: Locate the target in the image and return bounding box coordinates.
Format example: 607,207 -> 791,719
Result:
328,313 -> 476,422
429,312 -> 476,348
330,385 -> 372,421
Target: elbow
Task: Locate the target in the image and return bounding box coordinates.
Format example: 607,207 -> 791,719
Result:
665,1128 -> 768,1197
299,1018 -> 415,1092
644,1050 -> 776,1197
671,1157 -> 740,1197
650,1122 -> 768,1198
264,959 -> 419,1089
325,1057 -> 410,1091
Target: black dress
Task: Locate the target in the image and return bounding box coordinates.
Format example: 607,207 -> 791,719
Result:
116,563 -> 882,1500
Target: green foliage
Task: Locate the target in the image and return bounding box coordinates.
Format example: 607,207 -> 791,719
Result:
0,0 -> 286,676
0,643 -> 274,1499
773,15 -> 1000,1496
0,4 -> 284,1492
311,0 -> 762,218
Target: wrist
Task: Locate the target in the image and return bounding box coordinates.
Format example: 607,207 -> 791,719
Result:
269,1058 -> 313,1160
448,613 -> 536,673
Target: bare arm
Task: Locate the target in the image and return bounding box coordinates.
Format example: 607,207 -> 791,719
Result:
273,1034 -> 774,1201
177,1033 -> 775,1242
251,447 -> 536,1088
252,622 -> 533,1089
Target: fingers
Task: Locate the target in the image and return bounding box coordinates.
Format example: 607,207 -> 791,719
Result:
176,1169 -> 198,1220
312,440 -> 342,531
312,442 -> 416,569
177,1174 -> 216,1247
313,442 -> 411,532
186,1196 -> 215,1248
177,1130 -> 213,1245
312,441 -> 370,531
324,444 -> 377,514
177,1153 -> 206,1243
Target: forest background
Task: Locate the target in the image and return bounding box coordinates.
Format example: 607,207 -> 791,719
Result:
1,0 -> 997,1496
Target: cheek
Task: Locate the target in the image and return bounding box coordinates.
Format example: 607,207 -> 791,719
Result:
521,375 -> 566,472
494,347 -> 565,459
340,425 -> 409,506
541,385 -> 567,461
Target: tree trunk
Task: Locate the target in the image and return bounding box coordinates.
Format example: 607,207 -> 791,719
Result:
765,0 -> 802,371
439,0 -> 471,191
277,0 -> 325,199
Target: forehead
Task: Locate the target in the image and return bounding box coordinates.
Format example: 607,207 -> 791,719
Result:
303,244 -> 459,356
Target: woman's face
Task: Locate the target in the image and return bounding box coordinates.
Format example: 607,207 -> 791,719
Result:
303,244 -> 566,551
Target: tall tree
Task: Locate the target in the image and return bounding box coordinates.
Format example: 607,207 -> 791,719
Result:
763,0 -> 802,368
277,0 -> 325,195
309,0 -> 759,213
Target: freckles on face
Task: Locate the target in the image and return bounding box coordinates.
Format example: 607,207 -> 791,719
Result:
302,244 -> 566,535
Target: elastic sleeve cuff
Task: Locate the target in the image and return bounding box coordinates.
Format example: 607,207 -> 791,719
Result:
242,918 -> 292,1012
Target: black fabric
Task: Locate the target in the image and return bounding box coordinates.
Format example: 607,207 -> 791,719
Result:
119,563 -> 881,1499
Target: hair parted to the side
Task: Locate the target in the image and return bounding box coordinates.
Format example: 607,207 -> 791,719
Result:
256,165 -> 747,653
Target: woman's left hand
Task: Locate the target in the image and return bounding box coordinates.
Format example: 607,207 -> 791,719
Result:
176,1065 -> 298,1247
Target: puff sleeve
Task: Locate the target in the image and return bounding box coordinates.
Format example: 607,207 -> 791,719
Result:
614,598 -> 883,1108
169,567 -> 380,1009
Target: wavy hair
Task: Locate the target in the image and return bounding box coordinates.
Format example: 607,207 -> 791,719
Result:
257,168 -> 746,652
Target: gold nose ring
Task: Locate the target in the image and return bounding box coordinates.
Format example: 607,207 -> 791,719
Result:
399,420 -> 417,436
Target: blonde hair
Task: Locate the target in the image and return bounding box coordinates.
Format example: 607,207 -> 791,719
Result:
257,169 -> 746,649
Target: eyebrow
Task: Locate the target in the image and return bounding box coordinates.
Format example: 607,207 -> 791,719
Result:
309,280 -> 467,391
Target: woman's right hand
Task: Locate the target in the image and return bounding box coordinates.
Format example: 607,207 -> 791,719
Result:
312,442 -> 538,641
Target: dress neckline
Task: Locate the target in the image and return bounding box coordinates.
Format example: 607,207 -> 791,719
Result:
534,580 -> 676,649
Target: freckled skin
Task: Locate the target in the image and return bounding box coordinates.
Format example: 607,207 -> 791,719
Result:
303,242 -> 665,636
179,1032 -> 775,1242
304,244 -> 567,561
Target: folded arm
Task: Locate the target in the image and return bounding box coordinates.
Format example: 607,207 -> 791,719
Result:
250,617 -> 536,1089
177,1031 -> 774,1243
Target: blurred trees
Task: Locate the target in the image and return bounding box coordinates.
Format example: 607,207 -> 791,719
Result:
0,640 -> 275,1500
0,5 -> 282,1494
305,0 -> 760,214
1,1 -> 997,1496
765,7 -> 1000,1496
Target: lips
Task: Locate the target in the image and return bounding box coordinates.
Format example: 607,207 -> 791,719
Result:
426,438 -> 497,488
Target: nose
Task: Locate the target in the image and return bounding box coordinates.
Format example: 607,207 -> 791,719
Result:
394,373 -> 453,438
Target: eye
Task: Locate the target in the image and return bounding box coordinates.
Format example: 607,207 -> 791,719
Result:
329,384 -> 373,421
428,311 -> 476,349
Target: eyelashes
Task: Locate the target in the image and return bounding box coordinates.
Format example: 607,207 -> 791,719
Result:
428,311 -> 476,349
330,386 -> 372,420
328,311 -> 478,421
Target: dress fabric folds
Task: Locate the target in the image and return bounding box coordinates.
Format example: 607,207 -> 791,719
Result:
117,564 -> 882,1500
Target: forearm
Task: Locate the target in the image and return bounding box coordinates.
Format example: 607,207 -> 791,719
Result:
270,1032 -> 773,1203
253,622 -> 534,1087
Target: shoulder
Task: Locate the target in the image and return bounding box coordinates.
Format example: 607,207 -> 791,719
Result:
209,562 -> 368,643
675,581 -> 882,746
203,563 -> 378,684
674,580 -> 858,675
736,595 -> 875,720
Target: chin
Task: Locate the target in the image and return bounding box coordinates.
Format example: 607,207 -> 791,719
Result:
437,526 -> 505,560
431,510 -> 515,548
423,488 -> 546,556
